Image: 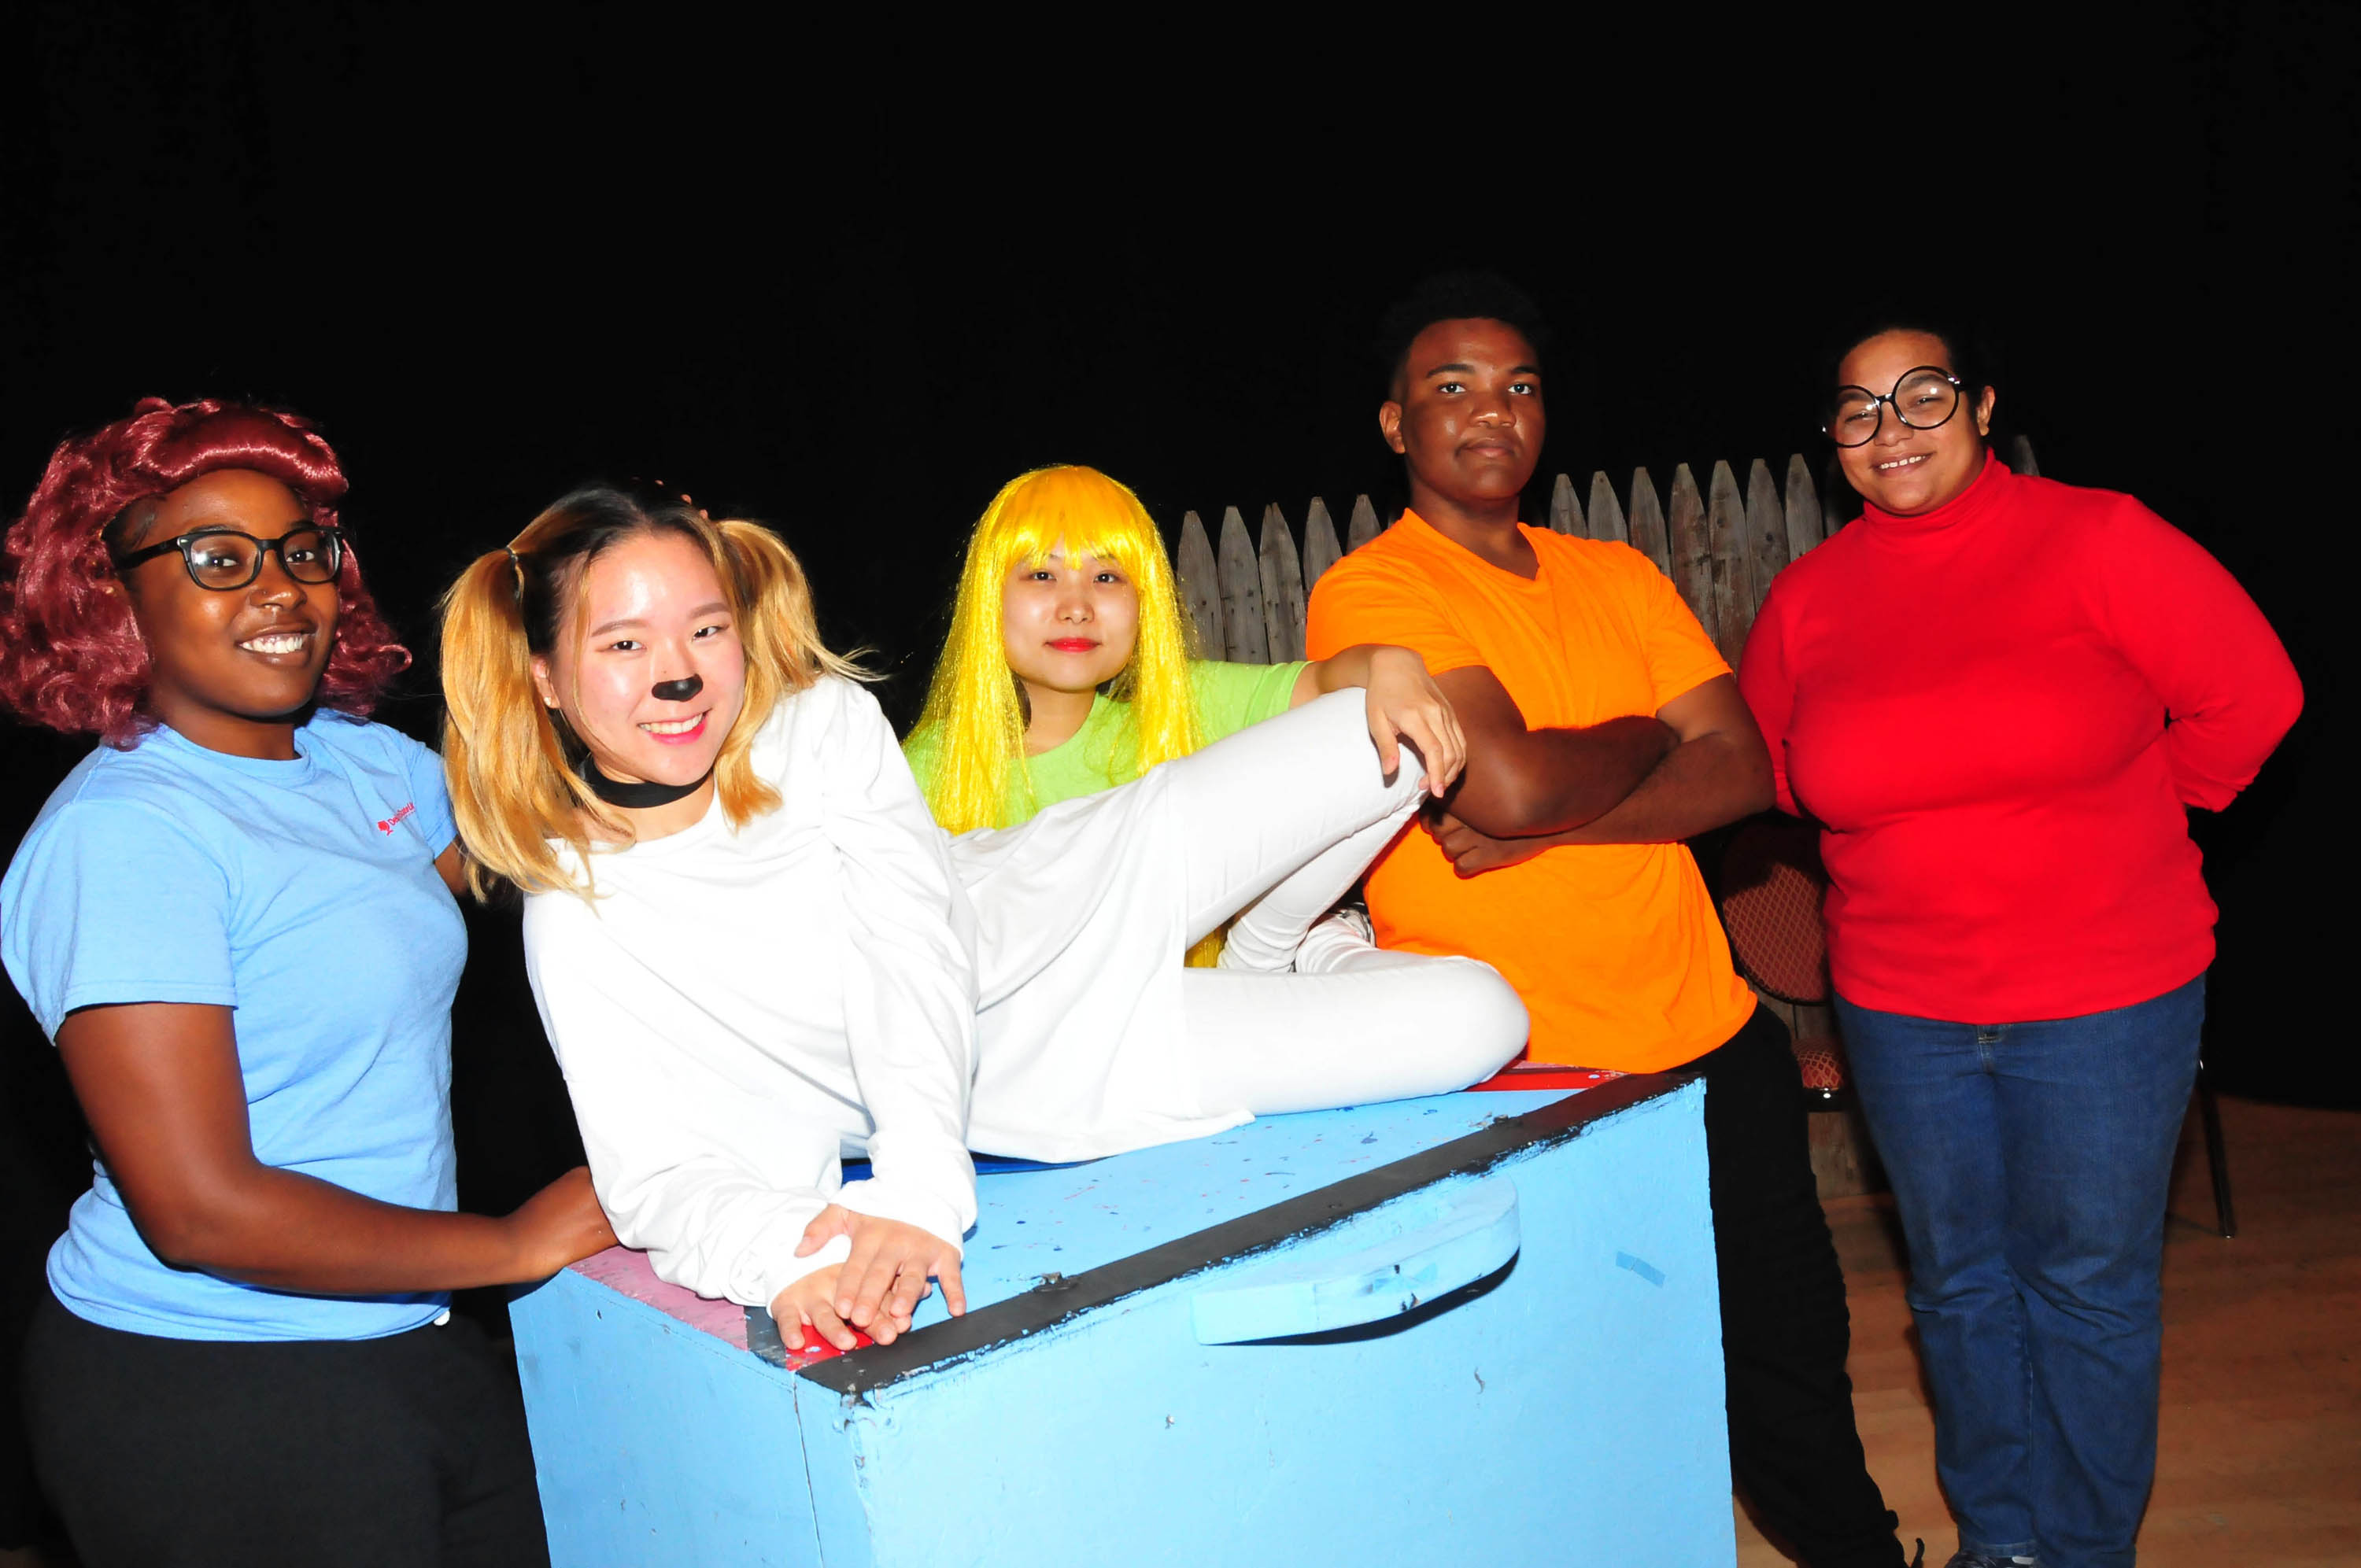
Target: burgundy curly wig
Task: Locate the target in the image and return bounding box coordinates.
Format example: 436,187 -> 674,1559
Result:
0,398 -> 410,743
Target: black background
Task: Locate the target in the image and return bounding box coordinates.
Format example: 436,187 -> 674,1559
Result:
3,6 -> 2352,1252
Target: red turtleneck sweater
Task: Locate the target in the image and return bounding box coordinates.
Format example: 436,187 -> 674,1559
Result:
1738,452 -> 2301,1023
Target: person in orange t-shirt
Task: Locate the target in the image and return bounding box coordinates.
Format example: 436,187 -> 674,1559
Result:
1310,485 -> 1752,1072
1308,274 -> 1911,1568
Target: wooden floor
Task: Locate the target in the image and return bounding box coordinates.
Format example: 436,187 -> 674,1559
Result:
1735,1095 -> 2361,1566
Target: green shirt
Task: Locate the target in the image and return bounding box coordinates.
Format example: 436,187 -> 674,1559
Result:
905,659 -> 1306,828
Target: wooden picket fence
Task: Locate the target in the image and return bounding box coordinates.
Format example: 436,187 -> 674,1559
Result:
1176,435 -> 2041,1198
1173,434 -> 2039,670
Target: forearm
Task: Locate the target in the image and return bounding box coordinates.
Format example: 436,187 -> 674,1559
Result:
1559,731 -> 1773,844
839,950 -> 977,1253
1303,644 -> 1379,696
1447,716 -> 1673,836
2091,500 -> 2302,811
2163,677 -> 2303,810
148,1166 -> 531,1293
602,1160 -> 842,1308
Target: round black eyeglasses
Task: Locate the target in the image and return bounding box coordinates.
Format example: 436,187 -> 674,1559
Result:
1823,367 -> 1965,448
111,524 -> 347,592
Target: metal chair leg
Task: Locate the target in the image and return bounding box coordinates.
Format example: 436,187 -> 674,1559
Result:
2196,1060 -> 2236,1240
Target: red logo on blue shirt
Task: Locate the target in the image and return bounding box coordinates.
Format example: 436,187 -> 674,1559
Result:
377,803 -> 417,834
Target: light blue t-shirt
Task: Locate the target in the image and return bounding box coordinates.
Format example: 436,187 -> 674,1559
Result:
0,712 -> 466,1341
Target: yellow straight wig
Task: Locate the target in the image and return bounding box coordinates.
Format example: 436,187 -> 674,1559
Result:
913,465 -> 1203,836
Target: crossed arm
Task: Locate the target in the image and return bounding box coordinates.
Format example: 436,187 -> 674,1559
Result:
1426,670 -> 1774,873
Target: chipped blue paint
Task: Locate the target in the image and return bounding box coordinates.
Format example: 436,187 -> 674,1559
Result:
1616,1251 -> 1668,1287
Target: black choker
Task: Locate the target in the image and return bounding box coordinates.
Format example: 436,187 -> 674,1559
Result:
578,758 -> 714,810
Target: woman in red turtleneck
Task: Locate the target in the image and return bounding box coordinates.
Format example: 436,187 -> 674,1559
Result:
1739,324 -> 2300,1568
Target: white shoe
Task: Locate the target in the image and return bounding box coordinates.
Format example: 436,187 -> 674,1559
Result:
1293,905 -> 1376,975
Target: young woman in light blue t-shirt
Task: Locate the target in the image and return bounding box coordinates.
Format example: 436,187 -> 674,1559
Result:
0,401 -> 614,1568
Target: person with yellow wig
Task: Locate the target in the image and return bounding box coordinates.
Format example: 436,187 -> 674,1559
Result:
436,485 -> 1524,1358
905,464 -> 1530,1031
908,467 -> 1431,847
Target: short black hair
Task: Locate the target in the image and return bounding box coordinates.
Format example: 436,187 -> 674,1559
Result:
1820,310 -> 1996,398
1376,271 -> 1552,396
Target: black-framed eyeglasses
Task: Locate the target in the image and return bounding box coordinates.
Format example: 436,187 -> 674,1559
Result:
111,524 -> 347,592
1823,367 -> 1965,448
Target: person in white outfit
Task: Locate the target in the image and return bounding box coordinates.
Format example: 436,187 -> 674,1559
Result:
437,486 -> 1526,1352
900,463 -> 1528,1078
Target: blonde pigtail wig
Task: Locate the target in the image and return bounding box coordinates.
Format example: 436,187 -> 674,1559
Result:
438,486 -> 862,901
913,465 -> 1204,835
438,548 -> 608,901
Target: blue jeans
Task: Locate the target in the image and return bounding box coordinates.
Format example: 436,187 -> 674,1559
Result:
1834,976 -> 2205,1568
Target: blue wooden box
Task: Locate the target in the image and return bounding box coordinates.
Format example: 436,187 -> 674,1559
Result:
510,1074 -> 1732,1566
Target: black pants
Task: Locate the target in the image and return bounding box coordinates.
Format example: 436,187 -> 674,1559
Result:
1699,1004 -> 1905,1568
23,1289 -> 549,1568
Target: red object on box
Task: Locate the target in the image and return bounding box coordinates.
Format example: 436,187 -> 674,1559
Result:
1469,1060 -> 1624,1093
569,1245 -> 874,1369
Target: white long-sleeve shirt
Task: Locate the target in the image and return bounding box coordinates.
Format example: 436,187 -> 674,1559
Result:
523,676 -> 1243,1308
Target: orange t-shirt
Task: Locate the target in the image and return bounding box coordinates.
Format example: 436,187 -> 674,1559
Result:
1306,512 -> 1755,1073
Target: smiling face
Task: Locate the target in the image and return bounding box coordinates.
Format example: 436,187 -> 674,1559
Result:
1000,541 -> 1140,699
113,468 -> 341,759
1834,329 -> 1997,516
1381,317 -> 1546,521
530,529 -> 748,790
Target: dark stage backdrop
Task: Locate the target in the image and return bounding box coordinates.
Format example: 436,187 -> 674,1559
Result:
2,6 -> 2351,1266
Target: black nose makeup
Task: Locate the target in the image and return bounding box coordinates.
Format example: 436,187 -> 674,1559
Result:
650,675 -> 703,703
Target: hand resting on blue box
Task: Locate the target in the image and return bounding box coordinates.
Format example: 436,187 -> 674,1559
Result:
777,1205 -> 968,1349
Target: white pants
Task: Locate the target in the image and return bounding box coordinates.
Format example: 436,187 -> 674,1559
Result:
958,691 -> 1526,1159
1154,692 -> 1529,1117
